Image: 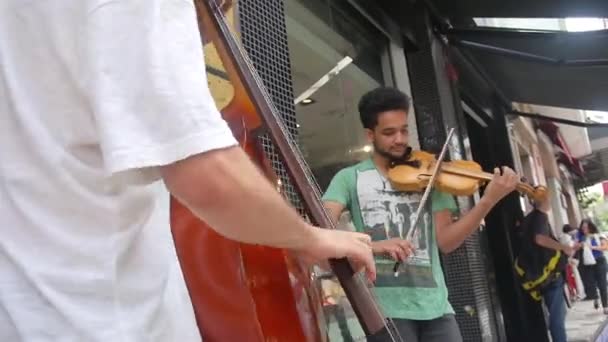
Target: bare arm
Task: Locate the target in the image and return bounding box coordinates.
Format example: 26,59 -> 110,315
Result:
435,167 -> 519,254
161,146 -> 376,279
324,201 -> 414,261
535,235 -> 574,256
162,146 -> 316,249
320,201 -> 346,270
324,201 -> 346,227
435,198 -> 493,253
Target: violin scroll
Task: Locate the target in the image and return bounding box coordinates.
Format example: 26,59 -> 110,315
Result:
520,183 -> 549,203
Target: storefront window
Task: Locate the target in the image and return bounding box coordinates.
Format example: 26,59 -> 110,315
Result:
285,0 -> 390,339
285,0 -> 388,189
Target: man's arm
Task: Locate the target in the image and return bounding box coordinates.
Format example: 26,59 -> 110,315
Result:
324,201 -> 346,227
81,0 -> 374,278
161,146 -> 376,279
320,201 -> 347,271
436,167 -> 519,254
324,201 -> 413,261
535,235 -> 575,256
435,199 -> 493,253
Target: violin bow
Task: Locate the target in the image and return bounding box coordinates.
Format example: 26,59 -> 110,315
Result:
393,128 -> 456,276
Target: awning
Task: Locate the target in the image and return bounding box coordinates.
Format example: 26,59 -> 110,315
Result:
448,28 -> 608,112
536,120 -> 585,177
430,0 -> 608,19
431,0 -> 608,18
374,1 -> 607,180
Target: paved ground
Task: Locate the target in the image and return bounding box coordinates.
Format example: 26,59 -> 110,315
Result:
566,299 -> 608,342
322,297 -> 608,341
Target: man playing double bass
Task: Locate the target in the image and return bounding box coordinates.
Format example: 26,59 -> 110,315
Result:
323,87 -> 520,341
0,1 -> 375,341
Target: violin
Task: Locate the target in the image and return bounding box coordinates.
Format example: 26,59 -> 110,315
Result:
170,1 -> 400,341
387,149 -> 548,202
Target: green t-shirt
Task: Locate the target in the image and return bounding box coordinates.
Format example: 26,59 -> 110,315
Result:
322,159 -> 458,320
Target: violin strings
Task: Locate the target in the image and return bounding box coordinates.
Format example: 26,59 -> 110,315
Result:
206,1 -> 401,339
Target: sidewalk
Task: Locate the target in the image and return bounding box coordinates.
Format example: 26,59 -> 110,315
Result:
566,299 -> 608,342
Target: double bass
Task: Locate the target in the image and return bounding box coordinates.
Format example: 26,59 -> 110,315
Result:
170,1 -> 399,341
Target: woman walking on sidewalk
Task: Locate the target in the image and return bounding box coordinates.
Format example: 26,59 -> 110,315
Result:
577,219 -> 608,314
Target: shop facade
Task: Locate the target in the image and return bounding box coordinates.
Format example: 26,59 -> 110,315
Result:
508,105 -> 588,234
281,1 -> 509,340
204,0 -> 606,340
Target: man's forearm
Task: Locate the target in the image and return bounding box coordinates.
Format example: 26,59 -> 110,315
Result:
535,235 -> 566,251
162,147 -> 316,250
437,197 -> 494,253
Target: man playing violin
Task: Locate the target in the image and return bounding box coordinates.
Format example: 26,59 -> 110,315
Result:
0,1 -> 375,341
323,87 -> 519,342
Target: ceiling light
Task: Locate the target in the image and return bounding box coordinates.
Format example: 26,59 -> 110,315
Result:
363,145 -> 372,153
301,98 -> 314,105
294,56 -> 353,105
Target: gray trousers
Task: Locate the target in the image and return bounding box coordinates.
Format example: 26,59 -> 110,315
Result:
391,314 -> 463,342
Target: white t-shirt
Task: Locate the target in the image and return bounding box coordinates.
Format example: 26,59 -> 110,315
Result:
0,1 -> 237,341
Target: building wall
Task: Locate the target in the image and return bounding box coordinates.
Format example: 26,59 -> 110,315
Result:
510,114 -> 585,235
537,131 -> 561,230
527,104 -> 592,159
559,164 -> 583,226
509,117 -> 548,213
538,131 -> 586,233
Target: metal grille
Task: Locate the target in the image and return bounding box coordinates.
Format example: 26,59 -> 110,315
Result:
238,0 -> 304,211
406,13 -> 499,342
405,16 -> 446,155
434,35 -> 498,342
442,231 -> 499,342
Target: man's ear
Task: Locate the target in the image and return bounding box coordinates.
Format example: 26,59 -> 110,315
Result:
365,128 -> 374,143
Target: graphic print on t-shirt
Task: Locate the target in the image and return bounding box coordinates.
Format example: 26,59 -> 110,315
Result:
357,169 -> 436,288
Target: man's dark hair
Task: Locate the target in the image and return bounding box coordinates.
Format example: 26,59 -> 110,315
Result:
358,87 -> 410,129
562,224 -> 574,234
580,219 -> 599,234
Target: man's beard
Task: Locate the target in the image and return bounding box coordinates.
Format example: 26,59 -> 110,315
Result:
373,141 -> 410,163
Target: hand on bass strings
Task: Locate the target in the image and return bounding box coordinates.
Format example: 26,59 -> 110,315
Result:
372,238 -> 415,262
481,166 -> 519,204
297,227 -> 377,282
